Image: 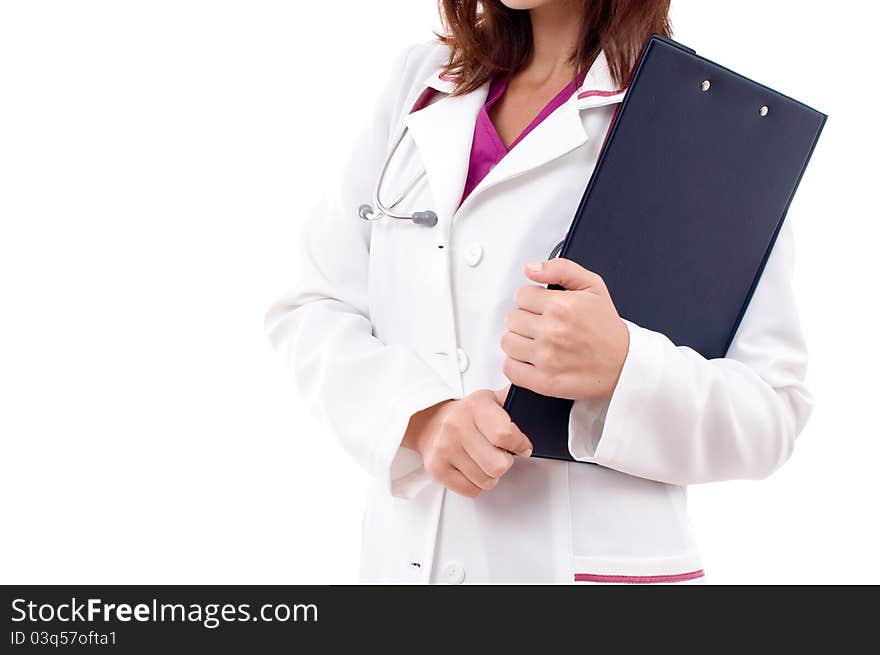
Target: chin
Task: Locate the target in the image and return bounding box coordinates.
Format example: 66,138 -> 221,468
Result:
499,0 -> 555,10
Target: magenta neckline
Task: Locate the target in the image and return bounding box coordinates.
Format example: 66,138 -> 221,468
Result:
484,67 -> 589,152
458,67 -> 589,208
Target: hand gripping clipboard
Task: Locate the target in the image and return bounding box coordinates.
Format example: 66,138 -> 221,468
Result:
503,35 -> 827,462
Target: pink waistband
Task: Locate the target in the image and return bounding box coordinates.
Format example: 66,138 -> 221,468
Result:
574,569 -> 705,584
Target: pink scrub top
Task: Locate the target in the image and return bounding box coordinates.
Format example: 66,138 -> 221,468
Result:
459,67 -> 589,208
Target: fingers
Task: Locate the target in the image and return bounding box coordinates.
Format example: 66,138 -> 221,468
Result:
473,399 -> 532,457
454,442 -> 508,488
503,357 -> 547,396
500,331 -> 535,364
505,308 -> 541,338
461,429 -> 514,479
524,259 -> 606,293
439,466 -> 484,498
422,390 -> 532,499
513,285 -> 551,314
424,440 -> 486,497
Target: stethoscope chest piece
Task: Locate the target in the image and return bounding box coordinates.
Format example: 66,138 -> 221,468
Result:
359,203 -> 437,227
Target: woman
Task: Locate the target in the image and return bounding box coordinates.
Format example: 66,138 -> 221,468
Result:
266,0 -> 812,583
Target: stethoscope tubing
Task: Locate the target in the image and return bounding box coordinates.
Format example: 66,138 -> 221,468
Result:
358,84 -> 569,257
359,126 -> 429,222
358,87 -> 445,227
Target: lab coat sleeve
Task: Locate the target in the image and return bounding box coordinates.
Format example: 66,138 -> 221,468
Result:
568,219 -> 813,485
265,42 -> 455,499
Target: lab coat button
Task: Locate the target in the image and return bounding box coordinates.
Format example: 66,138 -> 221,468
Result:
442,561 -> 465,585
465,243 -> 483,267
457,348 -> 469,373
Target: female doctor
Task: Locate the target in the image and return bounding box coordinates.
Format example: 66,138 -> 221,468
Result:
266,0 -> 812,584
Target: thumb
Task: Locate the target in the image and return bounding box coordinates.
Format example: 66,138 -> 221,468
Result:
524,258 -> 605,292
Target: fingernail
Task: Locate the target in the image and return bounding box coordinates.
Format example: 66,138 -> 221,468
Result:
526,262 -> 543,273
524,448 -> 532,458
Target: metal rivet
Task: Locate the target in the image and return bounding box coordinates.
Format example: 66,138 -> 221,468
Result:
700,80 -> 711,92
759,105 -> 769,117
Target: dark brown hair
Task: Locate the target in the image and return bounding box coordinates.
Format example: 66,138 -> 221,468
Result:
436,0 -> 672,96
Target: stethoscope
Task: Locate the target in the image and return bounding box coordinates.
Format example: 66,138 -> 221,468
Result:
357,87 -> 445,228
355,85 -> 568,259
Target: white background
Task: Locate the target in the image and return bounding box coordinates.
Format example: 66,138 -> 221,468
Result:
1,1 -> 877,584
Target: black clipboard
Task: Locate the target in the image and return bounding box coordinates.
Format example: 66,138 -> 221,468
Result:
503,35 -> 827,462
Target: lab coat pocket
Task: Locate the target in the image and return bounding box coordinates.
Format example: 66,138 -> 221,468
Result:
566,464 -> 705,585
366,217 -> 428,333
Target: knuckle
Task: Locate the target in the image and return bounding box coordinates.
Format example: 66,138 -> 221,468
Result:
546,299 -> 569,321
486,459 -> 509,479
480,475 -> 498,490
435,437 -> 455,459
547,321 -> 570,343
498,421 -> 516,442
423,455 -> 444,480
440,415 -> 463,437
488,424 -> 513,448
545,319 -> 568,342
561,293 -> 580,313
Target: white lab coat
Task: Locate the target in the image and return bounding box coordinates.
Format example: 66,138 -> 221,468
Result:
265,39 -> 812,584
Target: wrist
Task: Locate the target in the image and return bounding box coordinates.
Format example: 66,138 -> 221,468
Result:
402,399 -> 453,454
603,317 -> 631,398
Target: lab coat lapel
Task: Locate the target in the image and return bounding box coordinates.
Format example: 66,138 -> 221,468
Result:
403,80 -> 489,232
456,96 -> 588,215
405,49 -> 626,225
457,49 -> 628,212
